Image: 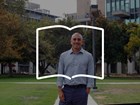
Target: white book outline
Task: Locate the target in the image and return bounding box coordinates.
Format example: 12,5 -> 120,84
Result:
36,25 -> 104,80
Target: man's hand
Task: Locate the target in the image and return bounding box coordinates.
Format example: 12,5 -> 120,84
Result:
58,87 -> 65,102
86,88 -> 90,94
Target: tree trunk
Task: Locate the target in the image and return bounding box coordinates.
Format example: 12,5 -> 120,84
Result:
139,47 -> 140,74
8,62 -> 13,77
1,63 -> 4,74
39,61 -> 51,76
107,63 -> 110,77
134,53 -> 140,74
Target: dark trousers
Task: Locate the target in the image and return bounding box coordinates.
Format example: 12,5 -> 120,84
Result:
59,85 -> 88,105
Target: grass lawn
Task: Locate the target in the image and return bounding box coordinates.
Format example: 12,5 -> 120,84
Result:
0,83 -> 57,105
0,75 -> 140,82
0,75 -> 140,105
98,77 -> 140,82
91,84 -> 140,105
0,75 -> 57,82
91,77 -> 140,105
0,75 -> 58,105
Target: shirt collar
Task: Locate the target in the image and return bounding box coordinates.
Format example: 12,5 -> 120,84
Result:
69,48 -> 84,54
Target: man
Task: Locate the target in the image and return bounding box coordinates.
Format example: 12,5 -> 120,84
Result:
57,32 -> 94,105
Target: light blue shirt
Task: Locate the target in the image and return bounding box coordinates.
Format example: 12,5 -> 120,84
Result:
57,48 -> 94,88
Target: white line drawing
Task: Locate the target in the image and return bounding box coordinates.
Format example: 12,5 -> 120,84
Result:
36,25 -> 104,80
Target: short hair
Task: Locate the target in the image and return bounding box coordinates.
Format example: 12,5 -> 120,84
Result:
71,32 -> 83,40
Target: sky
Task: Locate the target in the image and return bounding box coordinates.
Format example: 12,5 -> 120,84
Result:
29,0 -> 97,17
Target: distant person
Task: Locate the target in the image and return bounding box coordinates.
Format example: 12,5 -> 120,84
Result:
57,32 -> 94,105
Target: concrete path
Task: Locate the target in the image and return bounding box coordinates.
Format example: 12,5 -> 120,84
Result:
54,95 -> 98,105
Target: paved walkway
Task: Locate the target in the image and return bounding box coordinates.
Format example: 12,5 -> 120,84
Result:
54,95 -> 98,105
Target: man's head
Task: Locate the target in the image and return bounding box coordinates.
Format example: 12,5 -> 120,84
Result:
71,32 -> 84,51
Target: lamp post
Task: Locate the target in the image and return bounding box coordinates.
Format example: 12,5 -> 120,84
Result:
90,5 -> 98,89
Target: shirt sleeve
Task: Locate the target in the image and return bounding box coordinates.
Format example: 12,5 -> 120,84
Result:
87,54 -> 94,88
57,54 -> 64,87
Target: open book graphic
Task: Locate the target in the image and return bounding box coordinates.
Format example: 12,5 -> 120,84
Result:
36,25 -> 104,80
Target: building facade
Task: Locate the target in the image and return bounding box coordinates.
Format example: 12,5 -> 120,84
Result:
25,1 -> 40,9
65,0 -> 91,24
24,8 -> 58,21
96,0 -> 140,74
97,0 -> 105,16
24,1 -> 58,21
106,0 -> 140,24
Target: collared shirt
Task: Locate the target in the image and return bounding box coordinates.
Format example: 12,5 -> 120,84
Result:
57,48 -> 94,88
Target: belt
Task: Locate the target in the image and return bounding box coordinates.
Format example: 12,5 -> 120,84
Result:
64,84 -> 86,88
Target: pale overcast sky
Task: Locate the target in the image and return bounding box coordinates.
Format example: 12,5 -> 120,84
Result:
29,0 -> 97,17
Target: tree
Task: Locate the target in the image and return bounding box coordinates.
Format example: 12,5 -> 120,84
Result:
39,28 -> 56,75
24,18 -> 56,75
0,9 -> 24,76
0,0 -> 58,75
4,0 -> 27,16
96,15 -> 129,77
124,23 -> 140,73
0,36 -> 22,76
88,10 -> 103,63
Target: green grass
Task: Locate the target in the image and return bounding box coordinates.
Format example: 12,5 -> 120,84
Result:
1,75 -> 140,82
0,75 -> 140,105
92,77 -> 140,104
0,83 -> 57,105
97,77 -> 140,82
0,75 -> 57,82
0,75 -> 58,105
91,84 -> 140,105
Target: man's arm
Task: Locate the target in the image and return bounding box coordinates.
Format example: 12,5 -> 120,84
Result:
86,54 -> 94,92
57,54 -> 64,87
58,86 -> 64,102
57,54 -> 65,101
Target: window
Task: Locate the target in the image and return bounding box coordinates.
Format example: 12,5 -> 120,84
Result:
131,19 -> 135,23
107,3 -> 111,12
136,0 -> 140,8
112,0 -> 115,11
125,0 -> 129,3
121,0 -> 125,10
136,14 -> 140,23
106,0 -> 110,3
125,0 -> 130,12
136,17 -> 140,23
116,0 -> 120,11
130,0 -> 135,9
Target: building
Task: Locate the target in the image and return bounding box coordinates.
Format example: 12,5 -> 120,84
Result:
24,1 -> 58,21
97,0 -> 140,24
24,8 -> 58,21
65,0 -> 91,24
105,0 -> 140,24
77,0 -> 91,16
25,1 -> 40,9
4,1 -> 58,21
97,0 -> 105,16
96,0 -> 140,74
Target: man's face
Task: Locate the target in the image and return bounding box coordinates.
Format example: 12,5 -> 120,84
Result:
71,34 -> 83,50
